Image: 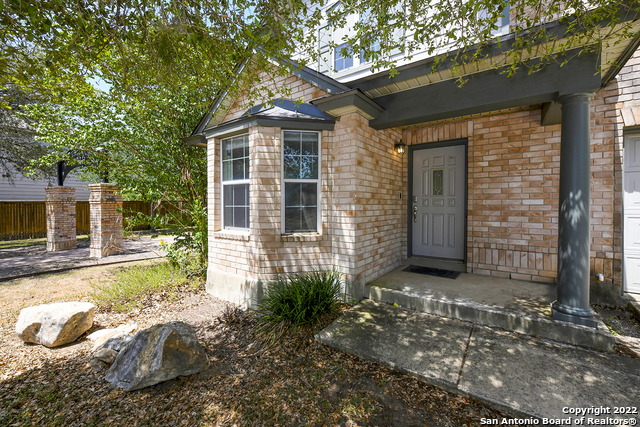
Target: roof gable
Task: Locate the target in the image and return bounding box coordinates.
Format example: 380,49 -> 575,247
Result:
190,59 -> 349,137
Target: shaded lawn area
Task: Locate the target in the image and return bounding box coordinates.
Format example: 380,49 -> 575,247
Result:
0,265 -> 507,426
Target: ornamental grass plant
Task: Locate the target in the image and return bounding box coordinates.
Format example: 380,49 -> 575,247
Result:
254,268 -> 344,343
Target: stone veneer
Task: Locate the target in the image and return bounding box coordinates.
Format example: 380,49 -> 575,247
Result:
45,186 -> 77,252
89,184 -> 123,258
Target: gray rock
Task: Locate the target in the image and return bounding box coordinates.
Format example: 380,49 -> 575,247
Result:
101,334 -> 133,352
93,348 -> 118,364
86,359 -> 107,371
105,321 -> 208,391
15,302 -> 95,347
91,331 -> 133,353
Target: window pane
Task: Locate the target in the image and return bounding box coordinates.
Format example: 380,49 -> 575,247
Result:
285,183 -> 301,207
283,132 -> 317,179
433,170 -> 443,196
223,183 -> 249,229
224,207 -> 233,228
344,55 -> 353,69
234,207 -> 246,228
233,159 -> 245,180
222,161 -> 232,181
244,157 -> 250,179
232,138 -> 245,159
300,183 -> 317,206
335,43 -> 352,71
300,156 -> 318,179
224,185 -> 232,205
285,183 -> 317,233
301,133 -> 317,155
285,208 -> 301,233
284,155 -> 298,179
233,184 -> 245,205
222,141 -> 232,161
284,132 -> 300,154
299,207 -> 317,231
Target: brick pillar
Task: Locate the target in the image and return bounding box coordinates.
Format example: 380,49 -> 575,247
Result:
45,187 -> 77,252
89,183 -> 123,258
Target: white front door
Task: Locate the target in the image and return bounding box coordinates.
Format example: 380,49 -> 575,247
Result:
412,144 -> 465,259
624,133 -> 640,294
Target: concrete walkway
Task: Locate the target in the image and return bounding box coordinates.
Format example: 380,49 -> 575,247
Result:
0,236 -> 173,281
317,300 -> 640,424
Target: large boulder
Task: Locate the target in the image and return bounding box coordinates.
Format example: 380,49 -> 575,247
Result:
15,302 -> 95,347
105,321 -> 208,391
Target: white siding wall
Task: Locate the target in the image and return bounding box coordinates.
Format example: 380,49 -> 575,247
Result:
0,167 -> 91,201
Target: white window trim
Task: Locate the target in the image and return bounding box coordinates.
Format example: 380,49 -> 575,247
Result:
280,129 -> 322,234
220,134 -> 250,232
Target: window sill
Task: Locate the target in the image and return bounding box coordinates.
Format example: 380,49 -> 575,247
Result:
213,230 -> 250,241
281,233 -> 323,242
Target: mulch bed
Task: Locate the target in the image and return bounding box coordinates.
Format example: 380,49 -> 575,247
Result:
0,287 -> 509,426
593,304 -> 640,359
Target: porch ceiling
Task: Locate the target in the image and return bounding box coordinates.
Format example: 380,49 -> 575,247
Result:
366,48 -> 603,129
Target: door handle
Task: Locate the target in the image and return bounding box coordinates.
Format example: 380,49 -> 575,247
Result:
413,205 -> 417,222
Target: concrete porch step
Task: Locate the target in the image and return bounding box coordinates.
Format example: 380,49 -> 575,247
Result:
365,267 -> 615,353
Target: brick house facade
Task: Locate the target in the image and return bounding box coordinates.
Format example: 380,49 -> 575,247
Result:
186,25 -> 640,326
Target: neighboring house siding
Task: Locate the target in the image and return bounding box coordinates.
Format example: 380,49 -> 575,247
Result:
0,167 -> 91,201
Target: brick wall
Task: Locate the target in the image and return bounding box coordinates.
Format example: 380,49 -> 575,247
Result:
400,46 -> 640,287
589,48 -> 640,287
347,113 -> 404,285
206,72 -> 407,300
206,49 -> 639,298
45,186 -> 77,252
220,69 -> 329,123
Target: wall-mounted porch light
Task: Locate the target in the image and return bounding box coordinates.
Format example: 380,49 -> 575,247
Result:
394,141 -> 406,154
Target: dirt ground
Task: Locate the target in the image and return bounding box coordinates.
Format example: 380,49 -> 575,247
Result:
0,265 -> 511,427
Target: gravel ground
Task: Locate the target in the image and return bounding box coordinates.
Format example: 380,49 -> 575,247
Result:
0,278 -> 510,426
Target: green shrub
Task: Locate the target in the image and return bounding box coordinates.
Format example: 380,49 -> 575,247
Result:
255,268 -> 343,336
90,261 -> 196,312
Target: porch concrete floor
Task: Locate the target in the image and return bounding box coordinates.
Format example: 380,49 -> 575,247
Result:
365,265 -> 615,352
368,265 -> 555,319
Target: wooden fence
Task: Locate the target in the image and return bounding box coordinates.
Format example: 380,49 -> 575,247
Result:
0,201 -> 151,240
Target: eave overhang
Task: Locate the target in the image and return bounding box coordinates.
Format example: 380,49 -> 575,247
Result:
311,89 -> 385,119
368,48 -> 602,129
182,134 -> 207,148
204,116 -> 335,139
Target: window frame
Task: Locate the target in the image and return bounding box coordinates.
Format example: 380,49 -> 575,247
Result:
280,129 -> 322,234
220,134 -> 250,232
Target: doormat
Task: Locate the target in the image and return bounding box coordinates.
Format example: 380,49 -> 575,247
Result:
403,265 -> 461,280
